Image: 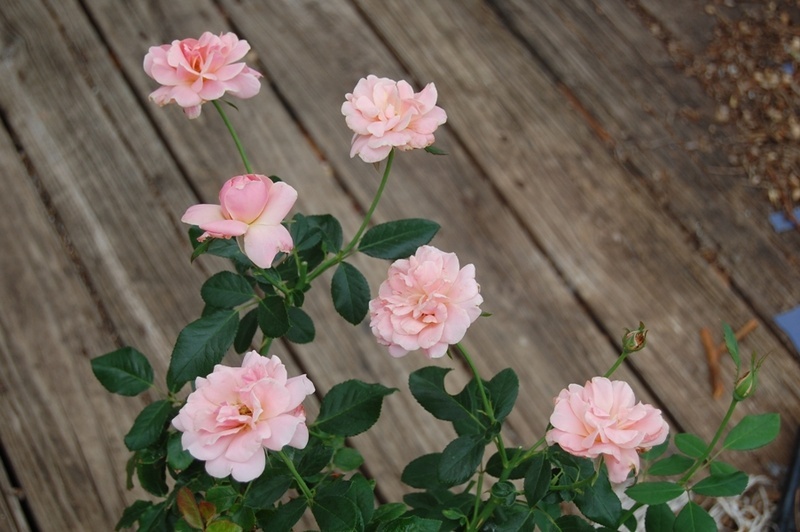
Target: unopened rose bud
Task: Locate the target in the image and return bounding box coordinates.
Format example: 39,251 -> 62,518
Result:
622,322 -> 647,353
733,353 -> 766,401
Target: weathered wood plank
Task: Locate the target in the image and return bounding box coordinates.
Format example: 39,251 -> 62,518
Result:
0,452 -> 31,532
490,0 -> 800,355
338,0 -> 800,473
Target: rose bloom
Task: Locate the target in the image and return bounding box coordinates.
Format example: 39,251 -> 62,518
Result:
172,352 -> 315,482
342,75 -> 447,163
546,377 -> 669,483
181,174 -> 297,268
143,32 -> 262,118
369,245 -> 483,358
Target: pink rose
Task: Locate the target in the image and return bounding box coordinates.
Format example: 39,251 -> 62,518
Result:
546,377 -> 669,483
143,32 -> 262,118
342,75 -> 447,163
172,351 -> 315,482
369,245 -> 483,358
181,174 -> 297,268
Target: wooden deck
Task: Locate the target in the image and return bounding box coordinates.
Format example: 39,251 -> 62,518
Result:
1,0 -> 799,529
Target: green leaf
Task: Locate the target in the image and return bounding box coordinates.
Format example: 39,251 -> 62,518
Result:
331,262 -> 371,325
674,433 -> 707,458
709,460 -> 739,476
285,307 -> 315,344
438,434 -> 485,486
343,474 -> 375,525
316,380 -> 396,437
244,471 -> 293,509
201,271 -> 255,308
691,471 -> 749,497
647,454 -> 694,476
177,487 -> 203,529
486,448 -> 530,479
722,322 -> 741,372
124,400 -> 174,451
91,347 -> 154,396
256,498 -> 307,530
486,368 -> 518,423
644,503 -> 675,532
257,295 -> 290,339
424,145 -> 447,155
167,309 -> 239,392
625,481 -> 685,505
167,431 -> 194,470
358,219 -> 440,260
554,515 -> 595,531
673,501 -> 716,532
401,453 -> 443,490
137,501 -> 168,531
573,468 -> 621,528
296,439 -> 335,477
370,502 -> 407,526
307,214 -> 344,253
408,367 -> 473,424
723,413 -> 780,451
640,438 -> 670,461
136,453 -> 168,497
376,516 -> 442,531
333,447 -> 364,471
234,308 -> 259,353
206,485 -> 239,513
312,495 -> 363,532
115,500 -> 153,530
523,453 -> 551,507
205,521 -> 243,532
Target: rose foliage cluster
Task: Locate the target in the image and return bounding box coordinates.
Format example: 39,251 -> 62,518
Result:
91,31 -> 780,532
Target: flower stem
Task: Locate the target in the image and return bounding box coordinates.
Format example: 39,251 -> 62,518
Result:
679,397 -> 739,484
306,149 -> 395,283
603,351 -> 630,378
277,449 -> 314,501
213,100 -> 254,173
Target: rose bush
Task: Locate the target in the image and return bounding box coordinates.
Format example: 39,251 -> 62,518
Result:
342,75 -> 447,162
546,376 -> 669,483
143,31 -> 262,118
181,173 -> 297,268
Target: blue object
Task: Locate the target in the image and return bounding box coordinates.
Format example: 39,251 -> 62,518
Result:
775,306 -> 800,352
769,208 -> 800,232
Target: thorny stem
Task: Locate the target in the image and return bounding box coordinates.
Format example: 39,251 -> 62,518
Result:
213,100 -> 254,173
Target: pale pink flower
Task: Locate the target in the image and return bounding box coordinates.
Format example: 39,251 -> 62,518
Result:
546,377 -> 669,483
143,32 -> 262,118
369,245 -> 483,358
342,75 -> 447,163
181,174 -> 297,268
172,352 -> 315,482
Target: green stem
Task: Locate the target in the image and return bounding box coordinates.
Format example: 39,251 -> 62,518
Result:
277,450 -> 314,501
617,502 -> 644,528
213,100 -> 253,173
306,149 -> 395,283
679,397 -> 739,484
604,350 -> 631,378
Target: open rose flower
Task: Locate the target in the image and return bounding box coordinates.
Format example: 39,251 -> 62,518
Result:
172,352 -> 315,482
546,377 -> 669,483
369,245 -> 483,358
342,75 -> 447,163
181,174 -> 297,268
143,31 -> 262,118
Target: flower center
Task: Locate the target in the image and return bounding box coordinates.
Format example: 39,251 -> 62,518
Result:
238,404 -> 252,417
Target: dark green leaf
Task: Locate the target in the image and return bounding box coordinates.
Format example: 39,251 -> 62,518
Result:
289,213 -> 320,251
709,460 -> 740,476
285,307 -> 315,344
370,502 -> 407,526
483,504 -> 534,531
640,438 -> 670,461
573,468 -> 621,528
91,347 -> 154,396
554,515 -> 595,531
401,453 -> 443,490
257,295 -> 290,339
206,485 -> 239,513
674,433 -> 707,459
487,448 -> 531,479
234,308 -> 259,353
691,471 -> 748,497
343,474 -> 375,525
722,322 -> 741,371
438,434 -> 485,486
296,439 -> 335,477
316,380 -> 396,437
115,500 -> 153,530
523,453 -> 551,507
256,498 -> 307,531
358,219 -> 440,260
647,454 -> 694,476
673,501 -> 716,532
723,413 -> 780,451
331,262 -> 370,325
167,431 -> 194,470
625,481 -> 685,505
137,501 -> 168,531
486,368 -> 519,423
312,495 -> 363,532
201,271 -> 255,308
308,214 -> 344,253
408,367 -> 473,423
644,503 -> 675,532
124,400 -> 173,451
333,447 -> 364,471
244,471 -> 293,509
376,516 -> 442,532
136,454 -> 168,497
167,309 -> 240,392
